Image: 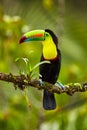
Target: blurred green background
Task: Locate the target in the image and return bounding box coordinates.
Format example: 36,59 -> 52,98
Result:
0,0 -> 87,130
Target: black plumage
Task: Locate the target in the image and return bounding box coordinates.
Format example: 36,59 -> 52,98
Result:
39,29 -> 61,110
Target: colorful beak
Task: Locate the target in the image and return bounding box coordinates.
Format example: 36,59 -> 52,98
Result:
19,30 -> 45,44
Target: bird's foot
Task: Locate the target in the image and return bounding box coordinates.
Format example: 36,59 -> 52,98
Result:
56,81 -> 65,90
39,79 -> 43,86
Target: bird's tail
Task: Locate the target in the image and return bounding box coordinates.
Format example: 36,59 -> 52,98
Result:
43,90 -> 56,110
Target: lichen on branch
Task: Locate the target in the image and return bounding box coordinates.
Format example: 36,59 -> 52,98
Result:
0,72 -> 87,96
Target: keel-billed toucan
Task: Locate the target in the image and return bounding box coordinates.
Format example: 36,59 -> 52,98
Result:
19,29 -> 61,110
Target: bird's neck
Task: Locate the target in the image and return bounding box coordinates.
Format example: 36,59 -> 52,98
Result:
42,38 -> 58,60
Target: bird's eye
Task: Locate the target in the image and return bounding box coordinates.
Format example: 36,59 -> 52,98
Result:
45,33 -> 49,37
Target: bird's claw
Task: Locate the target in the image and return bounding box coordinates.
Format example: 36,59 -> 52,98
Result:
56,81 -> 65,90
39,79 -> 43,86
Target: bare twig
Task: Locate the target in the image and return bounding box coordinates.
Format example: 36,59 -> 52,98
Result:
0,72 -> 87,95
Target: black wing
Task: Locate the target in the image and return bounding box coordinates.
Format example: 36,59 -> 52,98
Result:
39,49 -> 61,84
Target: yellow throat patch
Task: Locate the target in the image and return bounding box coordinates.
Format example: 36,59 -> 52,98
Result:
42,38 -> 57,60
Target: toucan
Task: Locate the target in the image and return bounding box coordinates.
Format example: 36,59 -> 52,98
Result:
19,29 -> 61,110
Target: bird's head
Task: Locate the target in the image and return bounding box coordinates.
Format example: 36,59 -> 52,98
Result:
19,29 -> 58,47
19,29 -> 58,60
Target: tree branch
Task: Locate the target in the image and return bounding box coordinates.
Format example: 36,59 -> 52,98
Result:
0,72 -> 87,96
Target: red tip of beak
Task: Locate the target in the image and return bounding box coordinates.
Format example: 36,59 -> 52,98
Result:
19,35 -> 26,44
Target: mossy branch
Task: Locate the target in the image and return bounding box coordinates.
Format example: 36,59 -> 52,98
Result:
0,72 -> 87,96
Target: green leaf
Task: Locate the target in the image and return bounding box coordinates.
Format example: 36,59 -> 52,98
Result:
29,60 -> 50,78
15,57 -> 50,78
31,60 -> 50,71
15,57 -> 31,75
